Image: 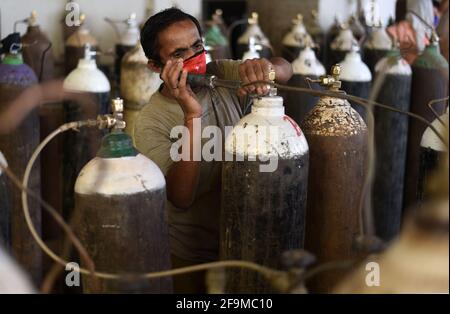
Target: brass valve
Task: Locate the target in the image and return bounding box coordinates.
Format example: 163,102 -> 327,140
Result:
318,64 -> 342,91
96,98 -> 126,130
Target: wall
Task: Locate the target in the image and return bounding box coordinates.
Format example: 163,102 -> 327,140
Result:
1,0 -> 396,63
0,0 -> 201,63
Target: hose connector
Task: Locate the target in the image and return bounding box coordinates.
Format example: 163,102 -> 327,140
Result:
318,64 -> 342,91
96,98 -> 126,130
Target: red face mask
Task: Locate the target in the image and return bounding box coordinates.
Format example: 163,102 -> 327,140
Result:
183,50 -> 207,74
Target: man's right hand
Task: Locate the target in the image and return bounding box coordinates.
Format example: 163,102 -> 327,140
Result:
161,58 -> 202,119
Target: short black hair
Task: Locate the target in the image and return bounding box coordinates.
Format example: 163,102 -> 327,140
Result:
140,7 -> 203,65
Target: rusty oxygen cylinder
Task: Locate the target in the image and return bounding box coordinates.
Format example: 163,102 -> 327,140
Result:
283,42 -> 325,124
204,9 -> 231,60
236,12 -> 272,60
339,43 -> 372,121
221,83 -> 309,293
404,32 -> 449,210
64,14 -> 98,75
20,10 -> 62,245
372,48 -> 412,242
301,65 -> 368,293
120,43 -> 162,138
63,44 -> 111,219
418,107 -> 448,202
20,11 -> 55,81
334,138 -> 449,293
0,33 -> 42,284
328,23 -> 357,72
281,14 -> 314,63
73,98 -> 172,293
363,21 -> 392,75
105,13 -> 140,86
0,152 -> 11,247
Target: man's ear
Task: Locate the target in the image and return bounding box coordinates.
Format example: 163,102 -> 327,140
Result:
147,60 -> 162,73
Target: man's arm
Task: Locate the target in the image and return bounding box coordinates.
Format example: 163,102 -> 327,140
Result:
160,58 -> 202,209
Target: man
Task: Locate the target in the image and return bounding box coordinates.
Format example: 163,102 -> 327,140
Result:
134,8 -> 292,293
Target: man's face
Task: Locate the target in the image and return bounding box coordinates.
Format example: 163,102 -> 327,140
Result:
157,19 -> 204,66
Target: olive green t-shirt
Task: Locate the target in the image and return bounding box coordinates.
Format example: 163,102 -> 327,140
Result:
133,60 -> 249,262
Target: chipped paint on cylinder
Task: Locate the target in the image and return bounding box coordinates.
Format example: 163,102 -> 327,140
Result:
283,47 -> 325,124
372,54 -> 412,241
404,43 -> 449,209
418,108 -> 449,202
73,130 -> 171,292
301,95 -> 368,293
0,56 -> 42,284
339,50 -> 372,121
73,135 -> 172,293
120,44 -> 162,137
221,96 -> 309,293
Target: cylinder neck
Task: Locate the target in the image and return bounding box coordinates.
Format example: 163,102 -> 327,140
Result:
2,53 -> 23,65
97,130 -> 138,158
251,96 -> 285,116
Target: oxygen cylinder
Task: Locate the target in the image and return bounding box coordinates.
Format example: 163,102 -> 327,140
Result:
0,35 -> 42,284
242,36 -> 262,61
204,9 -> 230,60
372,50 -> 412,241
301,65 -> 368,293
63,44 -> 111,219
284,45 -> 325,124
120,43 -> 162,137
0,151 -> 11,247
64,15 -> 98,75
339,44 -> 372,121
107,13 -> 140,85
418,107 -> 448,202
363,22 -> 392,75
404,33 -> 449,209
328,25 -> 357,73
334,145 -> 449,294
74,98 -> 172,293
237,12 -> 272,60
334,198 -> 449,293
310,10 -> 326,63
21,11 -> 62,243
20,11 -> 55,81
221,91 -> 309,293
281,14 -> 314,63
348,14 -> 366,41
